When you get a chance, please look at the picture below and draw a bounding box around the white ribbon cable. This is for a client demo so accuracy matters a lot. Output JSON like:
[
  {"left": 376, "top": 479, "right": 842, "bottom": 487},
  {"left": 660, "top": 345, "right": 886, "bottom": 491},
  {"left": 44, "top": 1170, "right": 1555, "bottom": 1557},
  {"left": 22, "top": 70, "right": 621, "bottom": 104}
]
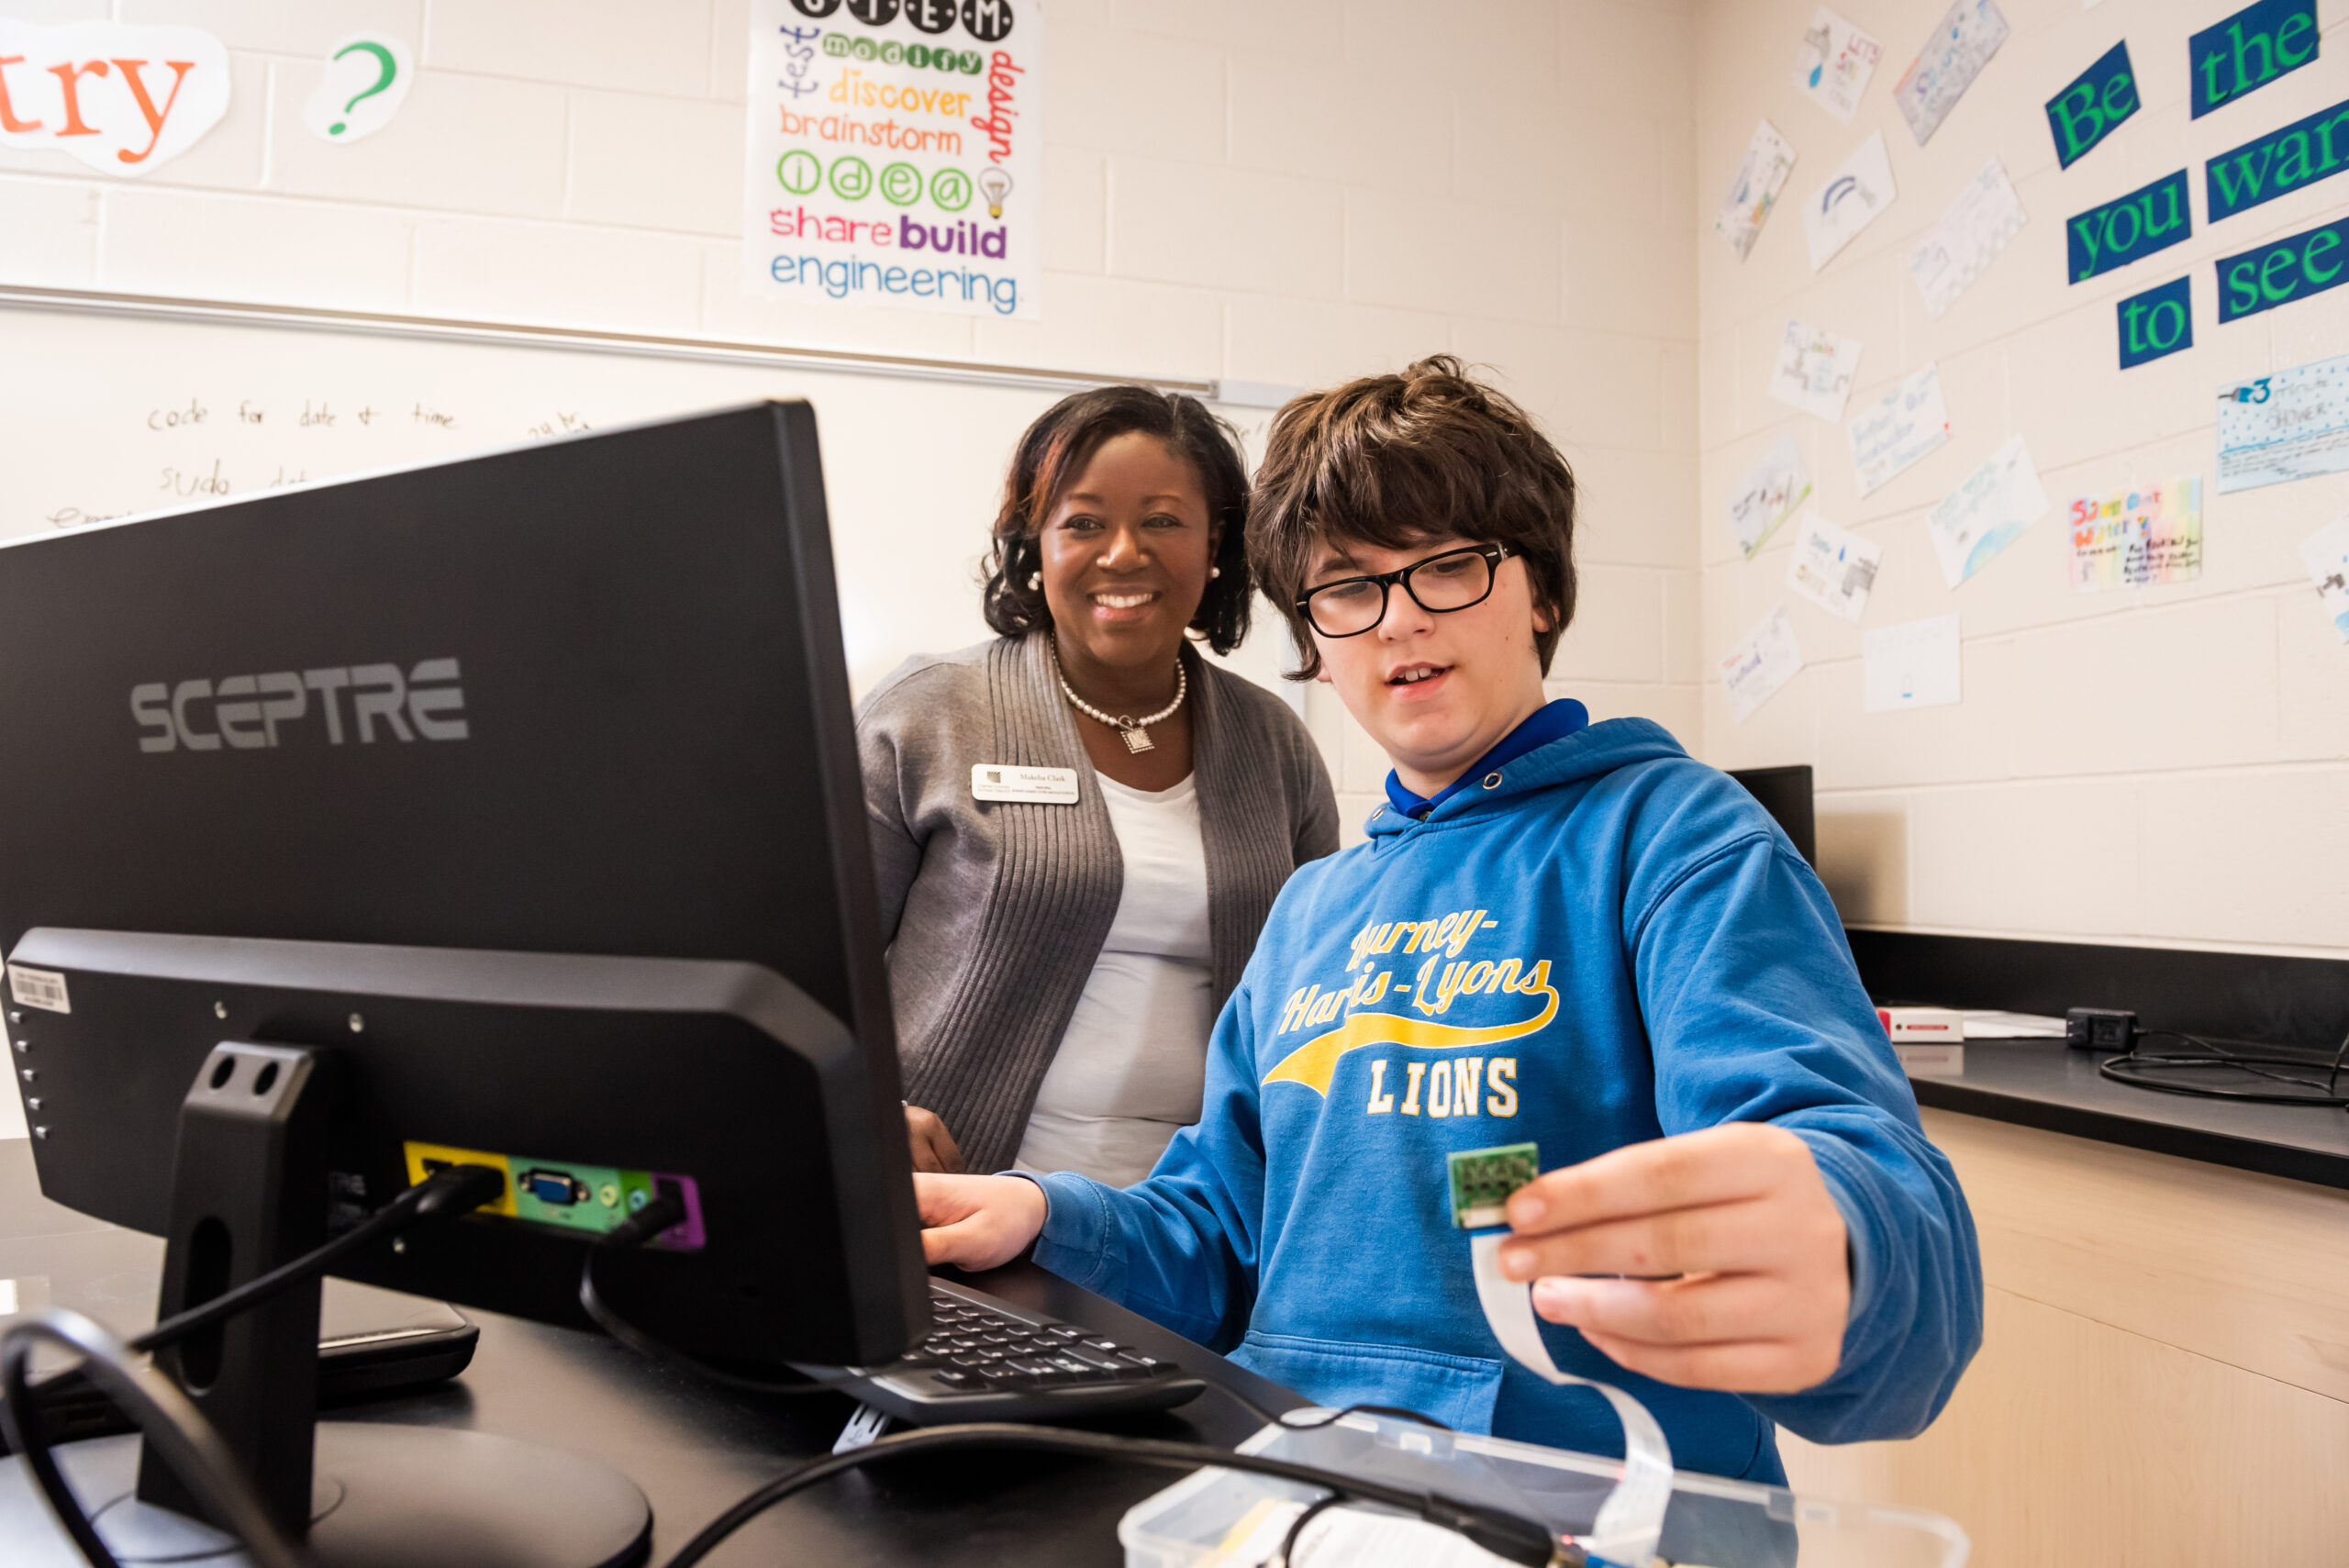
[{"left": 1468, "top": 1232, "right": 1674, "bottom": 1567}]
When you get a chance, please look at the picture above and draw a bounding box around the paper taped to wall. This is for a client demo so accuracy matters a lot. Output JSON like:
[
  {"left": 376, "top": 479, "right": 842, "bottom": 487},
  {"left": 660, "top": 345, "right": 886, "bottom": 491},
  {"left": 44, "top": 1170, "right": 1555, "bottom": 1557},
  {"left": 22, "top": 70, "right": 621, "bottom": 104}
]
[
  {"left": 1721, "top": 606, "right": 1804, "bottom": 724},
  {"left": 1728, "top": 433, "right": 1813, "bottom": 559},
  {"left": 1928, "top": 435, "right": 2047, "bottom": 587},
  {"left": 2218, "top": 354, "right": 2349, "bottom": 494},
  {"left": 1803, "top": 131, "right": 1898, "bottom": 271},
  {"left": 1894, "top": 0, "right": 2011, "bottom": 146},
  {"left": 1716, "top": 118, "right": 1798, "bottom": 261},
  {"left": 1769, "top": 320, "right": 1865, "bottom": 422},
  {"left": 1909, "top": 157, "right": 2026, "bottom": 317},
  {"left": 1794, "top": 7, "right": 1884, "bottom": 123},
  {"left": 2067, "top": 477, "right": 2202, "bottom": 592},
  {"left": 2303, "top": 514, "right": 2349, "bottom": 642},
  {"left": 1786, "top": 514, "right": 1881, "bottom": 622},
  {"left": 1847, "top": 363, "right": 1951, "bottom": 495},
  {"left": 1864, "top": 613, "right": 1962, "bottom": 711}
]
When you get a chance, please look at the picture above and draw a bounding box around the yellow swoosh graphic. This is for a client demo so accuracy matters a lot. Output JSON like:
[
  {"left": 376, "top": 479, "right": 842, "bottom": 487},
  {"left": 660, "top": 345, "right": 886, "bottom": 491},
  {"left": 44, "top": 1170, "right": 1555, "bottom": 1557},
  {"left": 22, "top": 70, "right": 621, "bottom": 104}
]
[{"left": 1262, "top": 990, "right": 1560, "bottom": 1096}]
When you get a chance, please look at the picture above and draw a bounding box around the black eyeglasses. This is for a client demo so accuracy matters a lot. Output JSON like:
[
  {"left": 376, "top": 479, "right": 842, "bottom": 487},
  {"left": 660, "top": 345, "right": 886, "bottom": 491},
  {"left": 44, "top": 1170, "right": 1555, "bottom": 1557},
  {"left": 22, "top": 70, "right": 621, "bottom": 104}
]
[{"left": 1294, "top": 543, "right": 1512, "bottom": 639}]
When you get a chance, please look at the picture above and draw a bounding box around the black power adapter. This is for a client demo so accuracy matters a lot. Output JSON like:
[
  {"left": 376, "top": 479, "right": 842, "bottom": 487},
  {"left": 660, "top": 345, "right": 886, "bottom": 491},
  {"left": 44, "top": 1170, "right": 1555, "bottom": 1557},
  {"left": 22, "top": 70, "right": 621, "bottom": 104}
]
[{"left": 2066, "top": 1006, "right": 2138, "bottom": 1051}]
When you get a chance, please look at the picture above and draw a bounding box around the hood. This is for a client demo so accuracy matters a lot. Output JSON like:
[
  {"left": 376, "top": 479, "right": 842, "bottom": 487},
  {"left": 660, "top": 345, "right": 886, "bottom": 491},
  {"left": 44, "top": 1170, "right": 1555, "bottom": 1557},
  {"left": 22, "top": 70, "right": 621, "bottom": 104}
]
[{"left": 1362, "top": 717, "right": 1690, "bottom": 840}]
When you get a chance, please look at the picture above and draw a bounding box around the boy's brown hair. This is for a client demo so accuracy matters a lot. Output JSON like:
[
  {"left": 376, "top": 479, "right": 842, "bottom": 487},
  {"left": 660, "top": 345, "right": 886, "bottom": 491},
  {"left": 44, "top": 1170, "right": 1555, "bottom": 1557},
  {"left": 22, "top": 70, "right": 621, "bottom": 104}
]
[{"left": 1247, "top": 355, "right": 1577, "bottom": 680}]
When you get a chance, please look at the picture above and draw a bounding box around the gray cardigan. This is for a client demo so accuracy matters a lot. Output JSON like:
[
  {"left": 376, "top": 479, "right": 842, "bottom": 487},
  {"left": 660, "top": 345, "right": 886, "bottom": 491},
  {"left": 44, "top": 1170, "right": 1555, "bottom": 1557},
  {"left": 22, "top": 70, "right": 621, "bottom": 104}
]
[{"left": 856, "top": 630, "right": 1341, "bottom": 1175}]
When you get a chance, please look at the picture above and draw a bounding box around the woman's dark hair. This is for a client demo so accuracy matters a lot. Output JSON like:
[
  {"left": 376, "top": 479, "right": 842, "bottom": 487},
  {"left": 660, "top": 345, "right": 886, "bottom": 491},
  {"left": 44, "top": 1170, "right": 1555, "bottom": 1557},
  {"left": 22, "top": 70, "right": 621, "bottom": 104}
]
[
  {"left": 980, "top": 385, "right": 1254, "bottom": 656},
  {"left": 1247, "top": 355, "right": 1576, "bottom": 680}
]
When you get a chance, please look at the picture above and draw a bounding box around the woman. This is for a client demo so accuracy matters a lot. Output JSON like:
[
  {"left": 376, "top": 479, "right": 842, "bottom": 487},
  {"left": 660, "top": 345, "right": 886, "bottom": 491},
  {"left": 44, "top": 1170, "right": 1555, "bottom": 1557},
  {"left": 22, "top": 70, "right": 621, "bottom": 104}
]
[{"left": 858, "top": 386, "right": 1339, "bottom": 1184}]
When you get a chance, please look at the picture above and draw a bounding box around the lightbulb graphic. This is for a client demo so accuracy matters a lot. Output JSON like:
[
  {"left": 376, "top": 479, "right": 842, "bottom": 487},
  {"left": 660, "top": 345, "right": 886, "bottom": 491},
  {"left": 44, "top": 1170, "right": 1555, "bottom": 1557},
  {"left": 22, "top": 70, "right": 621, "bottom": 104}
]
[{"left": 976, "top": 167, "right": 1013, "bottom": 220}]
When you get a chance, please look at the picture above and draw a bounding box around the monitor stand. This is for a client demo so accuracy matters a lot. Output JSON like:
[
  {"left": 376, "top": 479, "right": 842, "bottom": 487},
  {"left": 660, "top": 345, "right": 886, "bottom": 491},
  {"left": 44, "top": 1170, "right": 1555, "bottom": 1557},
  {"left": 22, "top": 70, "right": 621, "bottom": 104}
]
[{"left": 0, "top": 1042, "right": 651, "bottom": 1568}]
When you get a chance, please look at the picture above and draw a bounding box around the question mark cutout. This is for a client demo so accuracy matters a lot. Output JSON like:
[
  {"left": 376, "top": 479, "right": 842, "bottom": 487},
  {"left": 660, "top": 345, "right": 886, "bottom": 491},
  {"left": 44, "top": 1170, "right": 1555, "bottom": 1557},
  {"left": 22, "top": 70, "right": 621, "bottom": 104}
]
[{"left": 302, "top": 34, "right": 414, "bottom": 143}]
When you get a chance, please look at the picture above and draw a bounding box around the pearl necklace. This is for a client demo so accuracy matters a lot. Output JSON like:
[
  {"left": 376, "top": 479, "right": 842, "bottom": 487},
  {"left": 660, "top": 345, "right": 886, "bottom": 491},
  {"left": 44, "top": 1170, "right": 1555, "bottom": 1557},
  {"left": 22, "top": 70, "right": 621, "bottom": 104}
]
[{"left": 1052, "top": 640, "right": 1186, "bottom": 753}]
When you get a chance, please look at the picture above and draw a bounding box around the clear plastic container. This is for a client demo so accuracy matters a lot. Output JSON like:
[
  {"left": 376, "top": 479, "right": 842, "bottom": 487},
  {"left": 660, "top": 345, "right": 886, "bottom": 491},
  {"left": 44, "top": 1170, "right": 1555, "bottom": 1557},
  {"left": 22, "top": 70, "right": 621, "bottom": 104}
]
[{"left": 1119, "top": 1409, "right": 1967, "bottom": 1568}]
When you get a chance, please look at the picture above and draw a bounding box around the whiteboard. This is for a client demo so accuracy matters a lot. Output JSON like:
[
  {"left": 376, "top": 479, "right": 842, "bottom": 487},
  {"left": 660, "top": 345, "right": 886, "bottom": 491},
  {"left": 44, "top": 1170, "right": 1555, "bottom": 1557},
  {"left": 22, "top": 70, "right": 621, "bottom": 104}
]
[{"left": 0, "top": 305, "right": 1285, "bottom": 698}]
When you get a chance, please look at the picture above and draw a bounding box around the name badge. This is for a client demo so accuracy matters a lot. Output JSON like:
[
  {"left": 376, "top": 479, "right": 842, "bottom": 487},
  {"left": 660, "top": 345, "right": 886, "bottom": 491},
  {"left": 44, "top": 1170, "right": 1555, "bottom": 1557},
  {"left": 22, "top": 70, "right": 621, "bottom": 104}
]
[{"left": 971, "top": 764, "right": 1080, "bottom": 805}]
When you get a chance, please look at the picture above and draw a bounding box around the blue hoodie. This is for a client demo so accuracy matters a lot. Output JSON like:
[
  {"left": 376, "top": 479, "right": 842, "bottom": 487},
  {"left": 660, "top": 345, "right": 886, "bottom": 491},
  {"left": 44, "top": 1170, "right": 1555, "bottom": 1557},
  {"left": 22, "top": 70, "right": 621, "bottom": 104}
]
[{"left": 1029, "top": 717, "right": 1983, "bottom": 1484}]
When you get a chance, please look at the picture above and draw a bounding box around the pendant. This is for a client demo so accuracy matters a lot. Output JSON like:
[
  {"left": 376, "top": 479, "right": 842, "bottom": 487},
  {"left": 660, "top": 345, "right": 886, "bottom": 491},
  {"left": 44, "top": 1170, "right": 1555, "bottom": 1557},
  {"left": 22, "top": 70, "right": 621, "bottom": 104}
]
[{"left": 1120, "top": 726, "right": 1154, "bottom": 754}]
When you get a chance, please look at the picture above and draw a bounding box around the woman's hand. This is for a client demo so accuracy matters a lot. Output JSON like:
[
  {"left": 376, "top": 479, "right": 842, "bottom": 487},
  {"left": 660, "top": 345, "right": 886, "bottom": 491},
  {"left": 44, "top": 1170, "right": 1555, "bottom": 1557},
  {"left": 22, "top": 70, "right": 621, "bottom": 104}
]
[
  {"left": 916, "top": 1173, "right": 1048, "bottom": 1270},
  {"left": 903, "top": 1105, "right": 963, "bottom": 1173},
  {"left": 1497, "top": 1123, "right": 1850, "bottom": 1394}
]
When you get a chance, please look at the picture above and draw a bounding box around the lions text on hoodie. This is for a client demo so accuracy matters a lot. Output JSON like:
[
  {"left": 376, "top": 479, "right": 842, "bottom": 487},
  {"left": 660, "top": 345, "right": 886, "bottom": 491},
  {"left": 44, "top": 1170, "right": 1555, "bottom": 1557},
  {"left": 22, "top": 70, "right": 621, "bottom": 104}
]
[{"left": 1026, "top": 717, "right": 1984, "bottom": 1484}]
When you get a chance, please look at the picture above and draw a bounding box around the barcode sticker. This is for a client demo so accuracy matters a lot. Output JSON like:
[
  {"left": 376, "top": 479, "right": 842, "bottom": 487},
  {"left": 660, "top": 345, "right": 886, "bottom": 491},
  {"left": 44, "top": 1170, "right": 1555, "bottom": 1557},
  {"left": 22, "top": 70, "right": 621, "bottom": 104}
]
[{"left": 8, "top": 965, "right": 70, "bottom": 1013}]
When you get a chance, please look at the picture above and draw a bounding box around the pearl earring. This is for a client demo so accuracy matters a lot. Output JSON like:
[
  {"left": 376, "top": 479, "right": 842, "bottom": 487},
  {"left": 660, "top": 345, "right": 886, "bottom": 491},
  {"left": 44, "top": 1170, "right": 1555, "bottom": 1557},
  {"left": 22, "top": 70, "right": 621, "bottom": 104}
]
[
  {"left": 1027, "top": 572, "right": 1041, "bottom": 590},
  {"left": 1209, "top": 566, "right": 1221, "bottom": 579}
]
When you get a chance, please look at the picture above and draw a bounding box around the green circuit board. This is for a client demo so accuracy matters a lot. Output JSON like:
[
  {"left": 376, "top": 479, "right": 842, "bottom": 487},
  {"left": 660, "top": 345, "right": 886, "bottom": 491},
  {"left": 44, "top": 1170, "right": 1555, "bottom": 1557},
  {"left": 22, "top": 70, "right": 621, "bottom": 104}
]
[{"left": 1447, "top": 1141, "right": 1540, "bottom": 1230}]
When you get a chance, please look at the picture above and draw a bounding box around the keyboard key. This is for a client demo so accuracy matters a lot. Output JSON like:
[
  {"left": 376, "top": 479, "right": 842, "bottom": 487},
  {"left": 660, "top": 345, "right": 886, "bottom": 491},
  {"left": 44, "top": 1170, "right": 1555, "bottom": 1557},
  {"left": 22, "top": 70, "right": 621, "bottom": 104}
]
[{"left": 932, "top": 1371, "right": 978, "bottom": 1389}]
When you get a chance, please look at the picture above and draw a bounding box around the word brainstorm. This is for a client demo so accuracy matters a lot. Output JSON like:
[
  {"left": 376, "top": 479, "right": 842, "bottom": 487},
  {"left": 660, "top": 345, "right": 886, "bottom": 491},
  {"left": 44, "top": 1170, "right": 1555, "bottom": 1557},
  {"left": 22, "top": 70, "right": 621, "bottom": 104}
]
[{"left": 745, "top": 0, "right": 1040, "bottom": 318}]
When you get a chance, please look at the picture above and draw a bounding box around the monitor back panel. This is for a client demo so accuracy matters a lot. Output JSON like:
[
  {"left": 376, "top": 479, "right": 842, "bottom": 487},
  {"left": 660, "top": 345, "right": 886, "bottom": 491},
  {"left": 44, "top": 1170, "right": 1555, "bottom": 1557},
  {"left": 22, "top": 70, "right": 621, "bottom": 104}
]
[{"left": 0, "top": 402, "right": 883, "bottom": 1034}]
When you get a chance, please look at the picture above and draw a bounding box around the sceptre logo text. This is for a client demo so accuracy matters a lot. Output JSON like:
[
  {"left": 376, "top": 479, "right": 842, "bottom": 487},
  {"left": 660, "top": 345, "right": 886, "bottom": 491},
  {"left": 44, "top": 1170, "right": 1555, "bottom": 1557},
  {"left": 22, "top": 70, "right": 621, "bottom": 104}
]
[{"left": 131, "top": 658, "right": 468, "bottom": 752}]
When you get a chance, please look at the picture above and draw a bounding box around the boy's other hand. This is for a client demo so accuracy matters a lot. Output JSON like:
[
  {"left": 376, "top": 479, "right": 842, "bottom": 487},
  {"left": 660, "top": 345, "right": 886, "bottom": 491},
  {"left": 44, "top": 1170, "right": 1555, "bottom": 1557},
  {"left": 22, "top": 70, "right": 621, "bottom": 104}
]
[
  {"left": 915, "top": 1173, "right": 1048, "bottom": 1270},
  {"left": 904, "top": 1104, "right": 963, "bottom": 1173},
  {"left": 1497, "top": 1124, "right": 1849, "bottom": 1394}
]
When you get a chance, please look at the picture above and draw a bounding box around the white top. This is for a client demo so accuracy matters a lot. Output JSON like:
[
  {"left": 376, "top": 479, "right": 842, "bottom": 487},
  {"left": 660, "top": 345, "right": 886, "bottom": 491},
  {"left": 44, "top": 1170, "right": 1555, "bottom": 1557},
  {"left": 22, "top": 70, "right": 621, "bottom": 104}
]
[{"left": 1015, "top": 772, "right": 1215, "bottom": 1186}]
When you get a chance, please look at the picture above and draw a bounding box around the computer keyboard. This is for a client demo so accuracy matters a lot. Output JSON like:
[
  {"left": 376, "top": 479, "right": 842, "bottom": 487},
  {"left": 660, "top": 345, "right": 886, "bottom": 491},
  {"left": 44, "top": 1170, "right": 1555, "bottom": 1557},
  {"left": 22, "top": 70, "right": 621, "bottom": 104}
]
[{"left": 815, "top": 1278, "right": 1207, "bottom": 1426}]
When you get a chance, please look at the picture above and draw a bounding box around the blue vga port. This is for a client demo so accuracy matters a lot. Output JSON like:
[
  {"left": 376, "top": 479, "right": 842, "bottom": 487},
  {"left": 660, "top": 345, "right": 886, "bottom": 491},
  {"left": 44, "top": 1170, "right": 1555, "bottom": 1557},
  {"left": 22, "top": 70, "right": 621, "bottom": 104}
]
[{"left": 518, "top": 1168, "right": 588, "bottom": 1207}]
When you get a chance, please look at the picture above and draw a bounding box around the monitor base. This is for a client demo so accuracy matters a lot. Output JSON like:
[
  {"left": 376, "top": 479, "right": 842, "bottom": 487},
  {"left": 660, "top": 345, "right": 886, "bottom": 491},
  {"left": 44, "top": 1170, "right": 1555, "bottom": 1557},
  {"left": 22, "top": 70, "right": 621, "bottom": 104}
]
[{"left": 0, "top": 1423, "right": 651, "bottom": 1568}]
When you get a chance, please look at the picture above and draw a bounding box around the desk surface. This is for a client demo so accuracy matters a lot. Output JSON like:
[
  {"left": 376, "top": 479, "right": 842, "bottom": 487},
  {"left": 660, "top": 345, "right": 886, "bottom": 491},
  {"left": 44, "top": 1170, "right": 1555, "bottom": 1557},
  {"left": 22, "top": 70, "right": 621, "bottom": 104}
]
[
  {"left": 0, "top": 1138, "right": 1304, "bottom": 1567},
  {"left": 1909, "top": 1040, "right": 2349, "bottom": 1190}
]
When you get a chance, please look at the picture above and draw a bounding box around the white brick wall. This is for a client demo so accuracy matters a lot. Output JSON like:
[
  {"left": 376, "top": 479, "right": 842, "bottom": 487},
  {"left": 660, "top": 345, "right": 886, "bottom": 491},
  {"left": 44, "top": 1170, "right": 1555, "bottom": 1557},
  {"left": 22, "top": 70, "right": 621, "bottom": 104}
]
[
  {"left": 1698, "top": 0, "right": 2349, "bottom": 956},
  {"left": 0, "top": 0, "right": 1701, "bottom": 851}
]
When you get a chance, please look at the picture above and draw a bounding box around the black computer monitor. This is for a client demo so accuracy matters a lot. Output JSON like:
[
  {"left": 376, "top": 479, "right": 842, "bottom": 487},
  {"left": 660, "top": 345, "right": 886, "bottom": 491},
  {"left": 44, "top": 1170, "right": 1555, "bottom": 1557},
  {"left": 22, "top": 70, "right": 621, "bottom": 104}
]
[
  {"left": 1728, "top": 764, "right": 1816, "bottom": 869},
  {"left": 0, "top": 403, "right": 927, "bottom": 1567}
]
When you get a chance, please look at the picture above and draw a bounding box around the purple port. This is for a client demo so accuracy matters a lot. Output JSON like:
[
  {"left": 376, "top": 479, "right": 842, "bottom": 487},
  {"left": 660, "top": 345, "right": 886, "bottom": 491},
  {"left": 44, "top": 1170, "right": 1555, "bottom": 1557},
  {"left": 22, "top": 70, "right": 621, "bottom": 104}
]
[{"left": 651, "top": 1173, "right": 707, "bottom": 1251}]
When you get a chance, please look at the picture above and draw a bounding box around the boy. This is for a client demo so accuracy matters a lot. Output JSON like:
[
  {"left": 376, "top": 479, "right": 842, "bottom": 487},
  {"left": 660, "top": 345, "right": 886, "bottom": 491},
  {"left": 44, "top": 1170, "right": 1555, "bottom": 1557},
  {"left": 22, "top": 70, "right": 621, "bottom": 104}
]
[{"left": 917, "top": 358, "right": 1982, "bottom": 1483}]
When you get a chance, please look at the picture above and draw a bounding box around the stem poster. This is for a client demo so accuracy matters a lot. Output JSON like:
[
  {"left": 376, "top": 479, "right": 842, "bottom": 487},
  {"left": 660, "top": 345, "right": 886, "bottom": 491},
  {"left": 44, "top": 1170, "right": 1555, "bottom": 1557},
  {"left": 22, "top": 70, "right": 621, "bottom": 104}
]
[{"left": 745, "top": 0, "right": 1042, "bottom": 319}]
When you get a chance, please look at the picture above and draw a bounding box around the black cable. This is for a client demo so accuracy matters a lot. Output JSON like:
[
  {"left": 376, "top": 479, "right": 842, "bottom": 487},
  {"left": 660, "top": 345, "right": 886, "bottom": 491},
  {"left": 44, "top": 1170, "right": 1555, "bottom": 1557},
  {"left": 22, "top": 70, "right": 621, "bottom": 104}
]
[
  {"left": 1279, "top": 1403, "right": 1454, "bottom": 1433},
  {"left": 132, "top": 1162, "right": 507, "bottom": 1354},
  {"left": 1273, "top": 1489, "right": 1346, "bottom": 1568},
  {"left": 654, "top": 1422, "right": 1569, "bottom": 1568},
  {"left": 2098, "top": 1028, "right": 2349, "bottom": 1107},
  {"left": 575, "top": 1196, "right": 862, "bottom": 1397},
  {"left": 0, "top": 1164, "right": 507, "bottom": 1568},
  {"left": 0, "top": 1308, "right": 308, "bottom": 1568}
]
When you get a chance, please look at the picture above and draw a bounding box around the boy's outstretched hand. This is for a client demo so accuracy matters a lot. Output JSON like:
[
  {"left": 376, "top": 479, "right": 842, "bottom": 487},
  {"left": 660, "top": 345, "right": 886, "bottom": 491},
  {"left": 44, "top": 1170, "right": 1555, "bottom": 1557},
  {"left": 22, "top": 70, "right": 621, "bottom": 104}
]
[
  {"left": 915, "top": 1173, "right": 1048, "bottom": 1271},
  {"left": 1497, "top": 1123, "right": 1849, "bottom": 1395}
]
